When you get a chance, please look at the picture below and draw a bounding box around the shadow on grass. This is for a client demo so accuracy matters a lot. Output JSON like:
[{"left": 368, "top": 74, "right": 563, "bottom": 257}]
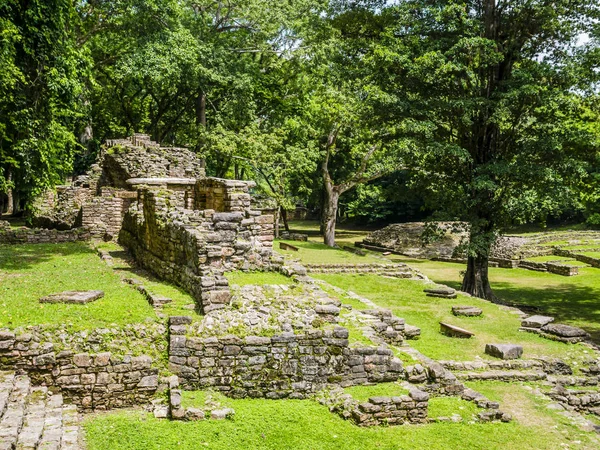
[
  {"left": 434, "top": 277, "right": 600, "bottom": 342},
  {"left": 0, "top": 242, "right": 94, "bottom": 271}
]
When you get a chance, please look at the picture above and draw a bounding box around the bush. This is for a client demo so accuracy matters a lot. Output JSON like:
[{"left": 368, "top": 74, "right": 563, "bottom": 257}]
[{"left": 586, "top": 213, "right": 600, "bottom": 229}]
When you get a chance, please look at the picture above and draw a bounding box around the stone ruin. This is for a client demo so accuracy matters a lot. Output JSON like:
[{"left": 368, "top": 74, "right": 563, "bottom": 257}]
[
  {"left": 28, "top": 134, "right": 278, "bottom": 314},
  {"left": 357, "top": 222, "right": 468, "bottom": 259}
]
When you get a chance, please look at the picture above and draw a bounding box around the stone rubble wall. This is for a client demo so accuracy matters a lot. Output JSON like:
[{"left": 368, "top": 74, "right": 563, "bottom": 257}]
[
  {"left": 102, "top": 134, "right": 206, "bottom": 188},
  {"left": 0, "top": 330, "right": 159, "bottom": 411},
  {"left": 327, "top": 389, "right": 429, "bottom": 426},
  {"left": 0, "top": 221, "right": 92, "bottom": 244},
  {"left": 81, "top": 188, "right": 138, "bottom": 239},
  {"left": 168, "top": 317, "right": 404, "bottom": 398},
  {"left": 359, "top": 222, "right": 468, "bottom": 259},
  {"left": 119, "top": 186, "right": 275, "bottom": 313},
  {"left": 554, "top": 249, "right": 600, "bottom": 268}
]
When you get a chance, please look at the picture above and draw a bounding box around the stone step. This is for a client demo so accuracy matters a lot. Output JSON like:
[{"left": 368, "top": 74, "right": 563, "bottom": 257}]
[
  {"left": 0, "top": 373, "right": 82, "bottom": 450},
  {"left": 15, "top": 386, "right": 47, "bottom": 449},
  {"left": 0, "top": 374, "right": 30, "bottom": 450}
]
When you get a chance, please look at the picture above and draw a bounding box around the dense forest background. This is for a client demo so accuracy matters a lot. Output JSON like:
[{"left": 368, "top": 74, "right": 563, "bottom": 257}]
[{"left": 2, "top": 0, "right": 600, "bottom": 297}]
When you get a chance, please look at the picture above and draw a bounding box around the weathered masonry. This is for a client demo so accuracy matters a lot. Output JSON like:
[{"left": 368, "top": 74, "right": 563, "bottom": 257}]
[{"left": 20, "top": 134, "right": 279, "bottom": 313}]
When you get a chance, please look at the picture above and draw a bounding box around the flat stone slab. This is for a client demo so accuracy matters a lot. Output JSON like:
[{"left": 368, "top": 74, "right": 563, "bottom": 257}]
[
  {"left": 521, "top": 315, "right": 554, "bottom": 329},
  {"left": 541, "top": 323, "right": 588, "bottom": 338},
  {"left": 39, "top": 290, "right": 104, "bottom": 304},
  {"left": 485, "top": 343, "right": 523, "bottom": 360},
  {"left": 452, "top": 306, "right": 483, "bottom": 317},
  {"left": 440, "top": 322, "right": 474, "bottom": 338},
  {"left": 424, "top": 287, "right": 457, "bottom": 299}
]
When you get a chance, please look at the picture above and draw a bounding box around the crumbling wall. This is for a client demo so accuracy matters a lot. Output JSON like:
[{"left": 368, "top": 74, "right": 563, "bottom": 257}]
[
  {"left": 119, "top": 184, "right": 275, "bottom": 313},
  {"left": 168, "top": 317, "right": 404, "bottom": 398}
]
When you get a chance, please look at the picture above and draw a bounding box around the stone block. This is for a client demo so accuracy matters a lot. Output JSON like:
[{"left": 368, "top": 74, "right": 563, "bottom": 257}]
[
  {"left": 521, "top": 315, "right": 554, "bottom": 329},
  {"left": 485, "top": 344, "right": 523, "bottom": 360}
]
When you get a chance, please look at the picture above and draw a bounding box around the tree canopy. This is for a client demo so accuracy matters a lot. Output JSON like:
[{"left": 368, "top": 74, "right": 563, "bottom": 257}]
[{"left": 1, "top": 0, "right": 600, "bottom": 298}]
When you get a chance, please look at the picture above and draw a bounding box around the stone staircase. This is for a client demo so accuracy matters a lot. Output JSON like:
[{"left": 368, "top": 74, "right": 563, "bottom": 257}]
[
  {"left": 0, "top": 372, "right": 81, "bottom": 450},
  {"left": 304, "top": 263, "right": 416, "bottom": 278}
]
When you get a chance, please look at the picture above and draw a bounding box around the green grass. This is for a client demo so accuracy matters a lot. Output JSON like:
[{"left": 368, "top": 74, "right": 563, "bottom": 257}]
[
  {"left": 386, "top": 256, "right": 600, "bottom": 343},
  {"left": 181, "top": 390, "right": 232, "bottom": 410},
  {"left": 0, "top": 243, "right": 156, "bottom": 330},
  {"left": 277, "top": 240, "right": 383, "bottom": 265},
  {"left": 225, "top": 271, "right": 295, "bottom": 286},
  {"left": 95, "top": 241, "right": 199, "bottom": 318},
  {"left": 428, "top": 397, "right": 480, "bottom": 420},
  {"left": 84, "top": 384, "right": 600, "bottom": 450},
  {"left": 343, "top": 382, "right": 407, "bottom": 401},
  {"left": 314, "top": 273, "right": 593, "bottom": 365}
]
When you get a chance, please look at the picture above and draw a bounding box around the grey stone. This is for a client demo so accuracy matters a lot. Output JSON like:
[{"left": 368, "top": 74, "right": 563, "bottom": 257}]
[
  {"left": 39, "top": 290, "right": 104, "bottom": 304},
  {"left": 541, "top": 323, "right": 588, "bottom": 338},
  {"left": 521, "top": 315, "right": 554, "bottom": 329},
  {"left": 452, "top": 306, "right": 483, "bottom": 317},
  {"left": 485, "top": 344, "right": 523, "bottom": 360}
]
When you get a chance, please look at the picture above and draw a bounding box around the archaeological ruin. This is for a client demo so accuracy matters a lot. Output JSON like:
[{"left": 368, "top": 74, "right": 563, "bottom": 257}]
[{"left": 1, "top": 134, "right": 600, "bottom": 448}]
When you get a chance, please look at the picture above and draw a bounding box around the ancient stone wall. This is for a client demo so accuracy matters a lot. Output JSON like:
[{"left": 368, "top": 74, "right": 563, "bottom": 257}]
[
  {"left": 168, "top": 317, "right": 404, "bottom": 398},
  {"left": 81, "top": 188, "right": 138, "bottom": 239},
  {"left": 359, "top": 222, "right": 467, "bottom": 259},
  {"left": 102, "top": 135, "right": 205, "bottom": 189},
  {"left": 119, "top": 186, "right": 275, "bottom": 313},
  {"left": 0, "top": 329, "right": 159, "bottom": 411},
  {"left": 0, "top": 221, "right": 91, "bottom": 244}
]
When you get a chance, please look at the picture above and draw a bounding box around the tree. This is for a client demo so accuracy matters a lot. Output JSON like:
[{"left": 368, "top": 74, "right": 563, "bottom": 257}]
[
  {"left": 301, "top": 3, "right": 405, "bottom": 246},
  {"left": 372, "top": 0, "right": 600, "bottom": 299},
  {"left": 0, "top": 0, "right": 87, "bottom": 212}
]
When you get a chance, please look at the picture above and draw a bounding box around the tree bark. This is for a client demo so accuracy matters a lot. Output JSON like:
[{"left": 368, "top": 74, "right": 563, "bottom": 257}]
[
  {"left": 6, "top": 169, "right": 14, "bottom": 215},
  {"left": 322, "top": 185, "right": 340, "bottom": 247},
  {"left": 196, "top": 92, "right": 206, "bottom": 127},
  {"left": 461, "top": 234, "right": 496, "bottom": 301},
  {"left": 280, "top": 206, "right": 290, "bottom": 232}
]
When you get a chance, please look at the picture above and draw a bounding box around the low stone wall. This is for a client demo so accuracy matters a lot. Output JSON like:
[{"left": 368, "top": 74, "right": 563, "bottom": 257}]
[
  {"left": 554, "top": 249, "right": 600, "bottom": 268},
  {"left": 0, "top": 330, "right": 159, "bottom": 410},
  {"left": 549, "top": 385, "right": 600, "bottom": 415},
  {"left": 329, "top": 389, "right": 429, "bottom": 426},
  {"left": 0, "top": 222, "right": 91, "bottom": 244},
  {"left": 168, "top": 317, "right": 404, "bottom": 398}
]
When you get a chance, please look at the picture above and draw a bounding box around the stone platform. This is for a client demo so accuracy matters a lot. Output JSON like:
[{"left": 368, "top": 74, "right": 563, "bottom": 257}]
[{"left": 0, "top": 372, "right": 81, "bottom": 450}]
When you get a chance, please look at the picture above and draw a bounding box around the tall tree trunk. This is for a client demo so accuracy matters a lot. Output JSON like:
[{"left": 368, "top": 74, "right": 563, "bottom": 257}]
[
  {"left": 6, "top": 169, "right": 14, "bottom": 215},
  {"left": 461, "top": 229, "right": 496, "bottom": 301},
  {"left": 196, "top": 92, "right": 206, "bottom": 126},
  {"left": 322, "top": 186, "right": 339, "bottom": 247},
  {"left": 280, "top": 206, "right": 289, "bottom": 232},
  {"left": 462, "top": 254, "right": 496, "bottom": 300}
]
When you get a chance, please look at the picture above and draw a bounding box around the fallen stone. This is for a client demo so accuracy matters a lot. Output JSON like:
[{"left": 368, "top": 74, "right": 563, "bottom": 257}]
[
  {"left": 541, "top": 323, "right": 588, "bottom": 338},
  {"left": 452, "top": 306, "right": 483, "bottom": 317},
  {"left": 424, "top": 287, "right": 457, "bottom": 299},
  {"left": 521, "top": 315, "right": 554, "bottom": 329},
  {"left": 211, "top": 408, "right": 235, "bottom": 420},
  {"left": 39, "top": 290, "right": 104, "bottom": 304},
  {"left": 485, "top": 343, "right": 523, "bottom": 360},
  {"left": 185, "top": 407, "right": 206, "bottom": 421},
  {"left": 440, "top": 322, "right": 474, "bottom": 338}
]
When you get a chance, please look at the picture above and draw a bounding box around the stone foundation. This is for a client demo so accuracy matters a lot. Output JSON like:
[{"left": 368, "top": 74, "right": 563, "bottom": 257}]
[
  {"left": 168, "top": 317, "right": 404, "bottom": 398},
  {"left": 0, "top": 221, "right": 92, "bottom": 244}
]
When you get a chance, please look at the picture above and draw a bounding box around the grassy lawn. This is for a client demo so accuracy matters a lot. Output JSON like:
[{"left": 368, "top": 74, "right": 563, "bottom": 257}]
[
  {"left": 0, "top": 242, "right": 156, "bottom": 330},
  {"left": 343, "top": 382, "right": 408, "bottom": 401},
  {"left": 95, "top": 241, "right": 199, "bottom": 318},
  {"left": 388, "top": 257, "right": 600, "bottom": 342},
  {"left": 524, "top": 255, "right": 578, "bottom": 263},
  {"left": 84, "top": 383, "right": 599, "bottom": 450},
  {"left": 315, "top": 273, "right": 593, "bottom": 365},
  {"left": 277, "top": 240, "right": 383, "bottom": 265}
]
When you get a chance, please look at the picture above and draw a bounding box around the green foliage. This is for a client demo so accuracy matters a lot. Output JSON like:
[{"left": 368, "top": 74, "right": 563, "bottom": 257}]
[{"left": 0, "top": 0, "right": 88, "bottom": 208}]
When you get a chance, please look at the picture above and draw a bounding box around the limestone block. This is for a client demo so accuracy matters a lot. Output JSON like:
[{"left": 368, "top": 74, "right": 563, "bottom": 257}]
[{"left": 485, "top": 344, "right": 523, "bottom": 360}]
